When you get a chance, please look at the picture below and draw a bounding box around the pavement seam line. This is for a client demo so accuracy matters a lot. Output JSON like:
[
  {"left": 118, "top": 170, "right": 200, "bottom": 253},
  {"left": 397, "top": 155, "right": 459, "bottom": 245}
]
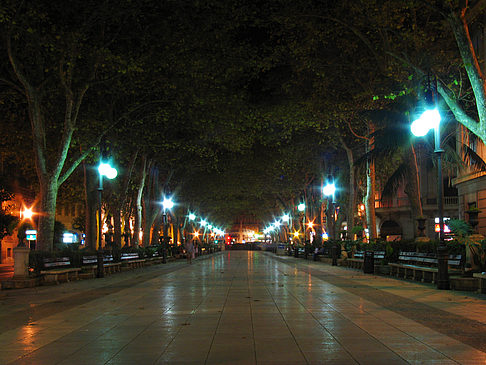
[{"left": 269, "top": 252, "right": 465, "bottom": 364}]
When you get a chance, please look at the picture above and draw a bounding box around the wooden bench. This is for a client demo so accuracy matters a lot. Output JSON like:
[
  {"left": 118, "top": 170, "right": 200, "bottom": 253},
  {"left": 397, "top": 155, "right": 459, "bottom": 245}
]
[
  {"left": 473, "top": 273, "right": 486, "bottom": 294},
  {"left": 146, "top": 251, "right": 163, "bottom": 265},
  {"left": 347, "top": 251, "right": 385, "bottom": 270},
  {"left": 389, "top": 252, "right": 463, "bottom": 283},
  {"left": 120, "top": 252, "right": 146, "bottom": 269},
  {"left": 40, "top": 257, "right": 81, "bottom": 284},
  {"left": 82, "top": 255, "right": 121, "bottom": 276}
]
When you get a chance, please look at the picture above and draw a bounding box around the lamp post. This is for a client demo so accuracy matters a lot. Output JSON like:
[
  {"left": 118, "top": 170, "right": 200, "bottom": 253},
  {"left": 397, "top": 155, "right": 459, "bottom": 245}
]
[
  {"left": 97, "top": 161, "right": 117, "bottom": 278},
  {"left": 323, "top": 181, "right": 337, "bottom": 266},
  {"left": 298, "top": 202, "right": 305, "bottom": 258},
  {"left": 282, "top": 213, "right": 291, "bottom": 254},
  {"left": 410, "top": 88, "right": 449, "bottom": 290},
  {"left": 162, "top": 196, "right": 174, "bottom": 264}
]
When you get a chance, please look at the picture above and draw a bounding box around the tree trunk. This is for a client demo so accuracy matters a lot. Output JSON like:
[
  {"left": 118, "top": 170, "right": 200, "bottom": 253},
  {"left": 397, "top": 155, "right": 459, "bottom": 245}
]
[
  {"left": 341, "top": 137, "right": 356, "bottom": 238},
  {"left": 404, "top": 145, "right": 423, "bottom": 236},
  {"left": 365, "top": 159, "right": 377, "bottom": 240},
  {"left": 133, "top": 156, "right": 148, "bottom": 246},
  {"left": 113, "top": 209, "right": 122, "bottom": 249},
  {"left": 365, "top": 123, "right": 378, "bottom": 240},
  {"left": 83, "top": 163, "right": 98, "bottom": 251},
  {"left": 151, "top": 213, "right": 163, "bottom": 245},
  {"left": 37, "top": 179, "right": 58, "bottom": 251},
  {"left": 124, "top": 214, "right": 132, "bottom": 247}
]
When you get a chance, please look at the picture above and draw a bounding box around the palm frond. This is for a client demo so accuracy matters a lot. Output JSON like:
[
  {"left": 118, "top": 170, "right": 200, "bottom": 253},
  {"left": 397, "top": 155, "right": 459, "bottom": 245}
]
[
  {"left": 463, "top": 144, "right": 486, "bottom": 171},
  {"left": 381, "top": 162, "right": 408, "bottom": 199}
]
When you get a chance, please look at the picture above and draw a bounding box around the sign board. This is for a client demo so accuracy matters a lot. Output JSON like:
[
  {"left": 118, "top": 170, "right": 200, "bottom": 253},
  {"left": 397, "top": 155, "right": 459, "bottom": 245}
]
[
  {"left": 63, "top": 233, "right": 75, "bottom": 243},
  {"left": 26, "top": 229, "right": 37, "bottom": 241}
]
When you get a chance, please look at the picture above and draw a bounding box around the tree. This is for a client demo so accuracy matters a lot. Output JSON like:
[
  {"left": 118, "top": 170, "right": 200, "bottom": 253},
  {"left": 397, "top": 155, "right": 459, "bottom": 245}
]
[
  {"left": 0, "top": 183, "right": 18, "bottom": 262},
  {"left": 1, "top": 0, "right": 143, "bottom": 250}
]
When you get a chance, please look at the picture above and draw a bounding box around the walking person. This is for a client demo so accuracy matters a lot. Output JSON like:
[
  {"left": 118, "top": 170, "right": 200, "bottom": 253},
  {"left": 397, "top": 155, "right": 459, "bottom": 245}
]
[{"left": 185, "top": 240, "right": 195, "bottom": 264}]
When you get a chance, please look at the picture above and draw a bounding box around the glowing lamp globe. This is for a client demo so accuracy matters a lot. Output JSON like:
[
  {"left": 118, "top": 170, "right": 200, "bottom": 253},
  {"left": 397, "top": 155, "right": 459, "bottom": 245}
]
[
  {"left": 98, "top": 162, "right": 117, "bottom": 179},
  {"left": 323, "top": 183, "right": 336, "bottom": 197},
  {"left": 411, "top": 108, "right": 441, "bottom": 137},
  {"left": 162, "top": 197, "right": 174, "bottom": 210}
]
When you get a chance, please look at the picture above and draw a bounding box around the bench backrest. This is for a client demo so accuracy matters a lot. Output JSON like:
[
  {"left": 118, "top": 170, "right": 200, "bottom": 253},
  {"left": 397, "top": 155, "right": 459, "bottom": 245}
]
[
  {"left": 82, "top": 255, "right": 114, "bottom": 265},
  {"left": 374, "top": 251, "right": 385, "bottom": 259},
  {"left": 354, "top": 251, "right": 384, "bottom": 259},
  {"left": 82, "top": 256, "right": 97, "bottom": 265},
  {"left": 43, "top": 257, "right": 70, "bottom": 268},
  {"left": 398, "top": 251, "right": 463, "bottom": 268},
  {"left": 121, "top": 252, "right": 139, "bottom": 260}
]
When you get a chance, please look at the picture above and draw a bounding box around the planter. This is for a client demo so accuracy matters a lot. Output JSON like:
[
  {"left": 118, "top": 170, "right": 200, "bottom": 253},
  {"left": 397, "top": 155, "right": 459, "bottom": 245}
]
[
  {"left": 416, "top": 218, "right": 426, "bottom": 237},
  {"left": 450, "top": 277, "right": 479, "bottom": 292},
  {"left": 466, "top": 210, "right": 481, "bottom": 233}
]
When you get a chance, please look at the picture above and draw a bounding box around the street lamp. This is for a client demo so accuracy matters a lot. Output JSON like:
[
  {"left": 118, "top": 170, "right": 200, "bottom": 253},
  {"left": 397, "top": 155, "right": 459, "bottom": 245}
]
[
  {"left": 411, "top": 98, "right": 449, "bottom": 289},
  {"left": 281, "top": 213, "right": 291, "bottom": 252},
  {"left": 297, "top": 202, "right": 306, "bottom": 258},
  {"left": 323, "top": 181, "right": 337, "bottom": 266},
  {"left": 161, "top": 196, "right": 174, "bottom": 264},
  {"left": 97, "top": 161, "right": 117, "bottom": 278}
]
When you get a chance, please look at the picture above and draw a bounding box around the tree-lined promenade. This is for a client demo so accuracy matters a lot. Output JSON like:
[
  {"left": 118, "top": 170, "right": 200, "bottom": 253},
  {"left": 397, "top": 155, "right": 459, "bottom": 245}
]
[{"left": 0, "top": 1, "right": 485, "bottom": 252}]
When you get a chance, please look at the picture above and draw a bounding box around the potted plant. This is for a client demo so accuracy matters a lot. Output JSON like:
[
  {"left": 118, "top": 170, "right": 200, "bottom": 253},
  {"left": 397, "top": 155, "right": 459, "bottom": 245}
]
[
  {"left": 416, "top": 216, "right": 426, "bottom": 237},
  {"left": 466, "top": 207, "right": 481, "bottom": 232}
]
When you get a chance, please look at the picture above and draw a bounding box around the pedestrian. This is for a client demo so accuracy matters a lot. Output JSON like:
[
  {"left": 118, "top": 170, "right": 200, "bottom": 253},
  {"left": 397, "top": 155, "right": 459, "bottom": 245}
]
[{"left": 185, "top": 240, "right": 195, "bottom": 264}]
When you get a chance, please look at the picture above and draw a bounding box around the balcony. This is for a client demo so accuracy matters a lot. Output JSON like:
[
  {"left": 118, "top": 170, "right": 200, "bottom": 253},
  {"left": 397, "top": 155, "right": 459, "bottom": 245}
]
[{"left": 375, "top": 196, "right": 458, "bottom": 209}]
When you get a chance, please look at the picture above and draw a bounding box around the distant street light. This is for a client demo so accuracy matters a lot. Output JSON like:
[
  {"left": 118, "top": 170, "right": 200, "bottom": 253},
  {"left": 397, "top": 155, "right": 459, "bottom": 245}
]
[
  {"left": 323, "top": 180, "right": 337, "bottom": 266},
  {"left": 97, "top": 160, "right": 117, "bottom": 278},
  {"left": 297, "top": 202, "right": 306, "bottom": 258},
  {"left": 161, "top": 196, "right": 175, "bottom": 264},
  {"left": 189, "top": 213, "right": 196, "bottom": 221},
  {"left": 162, "top": 197, "right": 174, "bottom": 210}
]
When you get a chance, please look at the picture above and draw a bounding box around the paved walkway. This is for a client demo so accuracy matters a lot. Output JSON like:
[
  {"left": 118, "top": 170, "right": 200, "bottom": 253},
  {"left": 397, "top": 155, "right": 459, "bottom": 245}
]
[{"left": 1, "top": 251, "right": 486, "bottom": 364}]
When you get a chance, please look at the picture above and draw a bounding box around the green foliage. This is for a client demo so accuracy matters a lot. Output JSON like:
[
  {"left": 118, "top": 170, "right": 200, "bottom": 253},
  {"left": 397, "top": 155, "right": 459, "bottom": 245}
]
[
  {"left": 0, "top": 183, "right": 18, "bottom": 242},
  {"left": 447, "top": 219, "right": 472, "bottom": 237},
  {"left": 72, "top": 214, "right": 85, "bottom": 233}
]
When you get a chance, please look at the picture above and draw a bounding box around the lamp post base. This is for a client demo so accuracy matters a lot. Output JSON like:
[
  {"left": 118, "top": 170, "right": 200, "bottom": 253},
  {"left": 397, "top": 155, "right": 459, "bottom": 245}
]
[
  {"left": 436, "top": 244, "right": 449, "bottom": 290},
  {"left": 332, "top": 243, "right": 338, "bottom": 266},
  {"left": 96, "top": 250, "right": 104, "bottom": 278}
]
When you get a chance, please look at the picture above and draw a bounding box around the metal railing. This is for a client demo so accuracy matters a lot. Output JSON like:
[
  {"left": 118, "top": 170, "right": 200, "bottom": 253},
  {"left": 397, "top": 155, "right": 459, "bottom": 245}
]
[{"left": 375, "top": 196, "right": 458, "bottom": 208}]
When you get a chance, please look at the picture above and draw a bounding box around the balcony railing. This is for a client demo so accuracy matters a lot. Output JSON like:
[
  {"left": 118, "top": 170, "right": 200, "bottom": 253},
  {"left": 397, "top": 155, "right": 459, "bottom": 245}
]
[
  {"left": 375, "top": 197, "right": 409, "bottom": 208},
  {"left": 375, "top": 196, "right": 458, "bottom": 209}
]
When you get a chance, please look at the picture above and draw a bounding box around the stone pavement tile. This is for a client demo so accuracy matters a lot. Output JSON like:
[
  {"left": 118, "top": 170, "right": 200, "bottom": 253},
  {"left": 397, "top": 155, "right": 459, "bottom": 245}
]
[
  {"left": 46, "top": 348, "right": 119, "bottom": 365},
  {"left": 106, "top": 349, "right": 164, "bottom": 364},
  {"left": 295, "top": 339, "right": 345, "bottom": 353},
  {"left": 215, "top": 326, "right": 253, "bottom": 336},
  {"left": 254, "top": 339, "right": 306, "bottom": 363},
  {"left": 355, "top": 352, "right": 409, "bottom": 365},
  {"left": 407, "top": 361, "right": 458, "bottom": 365},
  {"left": 396, "top": 350, "right": 455, "bottom": 362},
  {"left": 0, "top": 349, "right": 31, "bottom": 365},
  {"left": 156, "top": 346, "right": 209, "bottom": 363},
  {"left": 253, "top": 329, "right": 293, "bottom": 340},
  {"left": 206, "top": 342, "right": 255, "bottom": 364}
]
